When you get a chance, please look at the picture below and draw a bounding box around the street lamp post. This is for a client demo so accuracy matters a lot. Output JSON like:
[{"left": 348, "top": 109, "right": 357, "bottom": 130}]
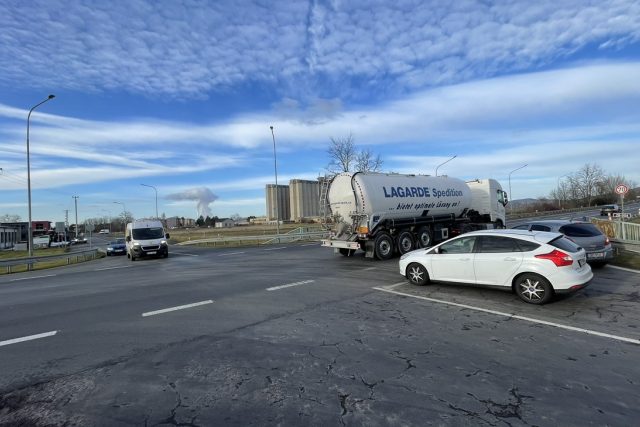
[
  {"left": 113, "top": 201, "right": 127, "bottom": 232},
  {"left": 269, "top": 126, "right": 280, "bottom": 241},
  {"left": 140, "top": 184, "right": 158, "bottom": 219},
  {"left": 26, "top": 94, "right": 55, "bottom": 258},
  {"left": 508, "top": 164, "right": 528, "bottom": 214},
  {"left": 435, "top": 155, "right": 457, "bottom": 176}
]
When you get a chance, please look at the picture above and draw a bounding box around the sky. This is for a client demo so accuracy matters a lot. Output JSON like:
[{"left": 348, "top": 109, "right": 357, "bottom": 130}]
[{"left": 1, "top": 0, "right": 640, "bottom": 224}]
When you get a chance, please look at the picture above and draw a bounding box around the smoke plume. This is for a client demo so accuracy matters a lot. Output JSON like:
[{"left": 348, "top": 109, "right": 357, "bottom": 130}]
[{"left": 166, "top": 187, "right": 218, "bottom": 218}]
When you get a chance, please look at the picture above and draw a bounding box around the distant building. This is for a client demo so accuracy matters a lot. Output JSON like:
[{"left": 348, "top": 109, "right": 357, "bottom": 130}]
[
  {"left": 265, "top": 184, "right": 290, "bottom": 221},
  {"left": 0, "top": 225, "right": 19, "bottom": 250},
  {"left": 166, "top": 216, "right": 196, "bottom": 228},
  {"left": 215, "top": 218, "right": 236, "bottom": 228},
  {"left": 289, "top": 179, "right": 321, "bottom": 221}
]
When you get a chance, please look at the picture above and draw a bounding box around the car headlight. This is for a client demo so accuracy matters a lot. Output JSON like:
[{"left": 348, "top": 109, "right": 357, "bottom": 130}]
[
  {"left": 160, "top": 240, "right": 167, "bottom": 245},
  {"left": 133, "top": 242, "right": 141, "bottom": 247}
]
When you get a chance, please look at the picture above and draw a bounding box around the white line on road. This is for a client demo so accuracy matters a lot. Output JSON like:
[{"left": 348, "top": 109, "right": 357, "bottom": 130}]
[
  {"left": 95, "top": 265, "right": 132, "bottom": 271},
  {"left": 363, "top": 267, "right": 377, "bottom": 271},
  {"left": 373, "top": 287, "right": 640, "bottom": 346},
  {"left": 142, "top": 300, "right": 214, "bottom": 317},
  {"left": 267, "top": 280, "right": 315, "bottom": 291},
  {"left": 263, "top": 247, "right": 286, "bottom": 251},
  {"left": 300, "top": 243, "right": 318, "bottom": 247},
  {"left": 10, "top": 274, "right": 56, "bottom": 282},
  {"left": 0, "top": 331, "right": 58, "bottom": 347},
  {"left": 608, "top": 265, "right": 640, "bottom": 274},
  {"left": 218, "top": 251, "right": 246, "bottom": 256},
  {"left": 171, "top": 252, "right": 200, "bottom": 257}
]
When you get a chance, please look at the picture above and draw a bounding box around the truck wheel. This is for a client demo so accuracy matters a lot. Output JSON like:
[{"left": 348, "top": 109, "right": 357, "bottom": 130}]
[
  {"left": 406, "top": 263, "right": 430, "bottom": 286},
  {"left": 415, "top": 227, "right": 432, "bottom": 248},
  {"left": 396, "top": 231, "right": 414, "bottom": 255},
  {"left": 374, "top": 232, "right": 394, "bottom": 260},
  {"left": 339, "top": 248, "right": 355, "bottom": 257}
]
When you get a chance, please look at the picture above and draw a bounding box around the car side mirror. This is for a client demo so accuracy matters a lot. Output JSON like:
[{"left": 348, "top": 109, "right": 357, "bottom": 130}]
[
  {"left": 165, "top": 233, "right": 170, "bottom": 239},
  {"left": 433, "top": 247, "right": 440, "bottom": 254},
  {"left": 125, "top": 236, "right": 131, "bottom": 242}
]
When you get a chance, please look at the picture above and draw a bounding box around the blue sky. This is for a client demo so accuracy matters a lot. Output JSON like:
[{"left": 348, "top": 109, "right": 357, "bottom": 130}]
[{"left": 1, "top": 0, "right": 640, "bottom": 223}]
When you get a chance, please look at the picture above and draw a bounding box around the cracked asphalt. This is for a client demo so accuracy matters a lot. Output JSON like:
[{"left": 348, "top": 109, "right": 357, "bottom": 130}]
[{"left": 0, "top": 243, "right": 639, "bottom": 426}]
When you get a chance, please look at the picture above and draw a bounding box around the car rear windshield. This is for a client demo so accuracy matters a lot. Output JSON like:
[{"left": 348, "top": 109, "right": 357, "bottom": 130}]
[
  {"left": 558, "top": 223, "right": 602, "bottom": 237},
  {"left": 549, "top": 236, "right": 581, "bottom": 252}
]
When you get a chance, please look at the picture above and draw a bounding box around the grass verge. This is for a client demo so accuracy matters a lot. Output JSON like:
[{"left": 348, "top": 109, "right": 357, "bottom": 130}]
[
  {"left": 0, "top": 249, "right": 105, "bottom": 275},
  {"left": 610, "top": 249, "right": 640, "bottom": 271}
]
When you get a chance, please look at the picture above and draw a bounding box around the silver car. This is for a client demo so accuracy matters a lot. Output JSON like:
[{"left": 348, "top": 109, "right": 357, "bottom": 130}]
[{"left": 511, "top": 220, "right": 613, "bottom": 267}]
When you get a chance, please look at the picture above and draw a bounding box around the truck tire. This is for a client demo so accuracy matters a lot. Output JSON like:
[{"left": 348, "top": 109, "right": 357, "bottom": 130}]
[
  {"left": 374, "top": 232, "right": 394, "bottom": 260},
  {"left": 415, "top": 227, "right": 432, "bottom": 248},
  {"left": 396, "top": 231, "right": 414, "bottom": 255}
]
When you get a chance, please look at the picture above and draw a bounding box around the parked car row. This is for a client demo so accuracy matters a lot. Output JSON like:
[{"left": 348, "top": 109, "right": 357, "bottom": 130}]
[{"left": 400, "top": 219, "right": 613, "bottom": 305}]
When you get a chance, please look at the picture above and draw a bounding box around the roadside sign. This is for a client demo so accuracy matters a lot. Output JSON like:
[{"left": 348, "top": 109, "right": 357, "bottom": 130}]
[{"left": 615, "top": 184, "right": 629, "bottom": 195}]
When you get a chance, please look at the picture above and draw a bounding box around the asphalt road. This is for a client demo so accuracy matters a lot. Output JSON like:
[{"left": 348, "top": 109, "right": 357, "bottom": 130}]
[{"left": 1, "top": 220, "right": 639, "bottom": 425}]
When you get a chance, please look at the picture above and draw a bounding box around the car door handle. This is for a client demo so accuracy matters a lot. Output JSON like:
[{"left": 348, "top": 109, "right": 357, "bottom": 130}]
[{"left": 504, "top": 257, "right": 517, "bottom": 261}]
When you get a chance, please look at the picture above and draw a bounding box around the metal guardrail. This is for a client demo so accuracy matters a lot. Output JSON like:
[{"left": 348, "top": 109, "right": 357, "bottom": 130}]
[
  {"left": 176, "top": 228, "right": 330, "bottom": 247},
  {"left": 611, "top": 239, "right": 640, "bottom": 254},
  {"left": 591, "top": 218, "right": 640, "bottom": 242},
  {"left": 0, "top": 248, "right": 101, "bottom": 274}
]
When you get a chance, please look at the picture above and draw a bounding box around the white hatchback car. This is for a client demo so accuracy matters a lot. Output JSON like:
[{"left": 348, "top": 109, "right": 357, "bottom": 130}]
[{"left": 399, "top": 229, "right": 593, "bottom": 304}]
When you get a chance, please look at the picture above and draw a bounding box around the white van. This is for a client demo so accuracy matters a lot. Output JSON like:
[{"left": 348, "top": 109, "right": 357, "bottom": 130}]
[{"left": 125, "top": 219, "right": 169, "bottom": 261}]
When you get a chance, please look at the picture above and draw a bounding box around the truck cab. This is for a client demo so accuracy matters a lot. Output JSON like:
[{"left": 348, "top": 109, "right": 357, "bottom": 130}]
[
  {"left": 125, "top": 219, "right": 169, "bottom": 260},
  {"left": 466, "top": 179, "right": 507, "bottom": 227}
]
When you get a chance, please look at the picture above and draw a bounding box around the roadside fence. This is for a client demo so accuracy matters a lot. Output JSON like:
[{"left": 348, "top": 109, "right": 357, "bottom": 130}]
[
  {"left": 176, "top": 227, "right": 329, "bottom": 247},
  {"left": 1, "top": 248, "right": 101, "bottom": 274}
]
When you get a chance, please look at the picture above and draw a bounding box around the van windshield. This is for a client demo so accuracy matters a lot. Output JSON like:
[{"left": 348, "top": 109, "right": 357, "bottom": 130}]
[{"left": 132, "top": 227, "right": 164, "bottom": 240}]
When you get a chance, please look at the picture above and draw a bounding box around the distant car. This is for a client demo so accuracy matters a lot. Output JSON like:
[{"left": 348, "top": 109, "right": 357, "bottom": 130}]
[
  {"left": 399, "top": 229, "right": 592, "bottom": 305},
  {"left": 600, "top": 204, "right": 621, "bottom": 216},
  {"left": 106, "top": 238, "right": 126, "bottom": 256},
  {"left": 71, "top": 237, "right": 88, "bottom": 245},
  {"left": 99, "top": 229, "right": 110, "bottom": 234},
  {"left": 511, "top": 220, "right": 613, "bottom": 267}
]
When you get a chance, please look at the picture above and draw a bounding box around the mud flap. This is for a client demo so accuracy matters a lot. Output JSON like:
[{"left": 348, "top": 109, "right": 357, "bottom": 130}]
[{"left": 365, "top": 240, "right": 375, "bottom": 258}]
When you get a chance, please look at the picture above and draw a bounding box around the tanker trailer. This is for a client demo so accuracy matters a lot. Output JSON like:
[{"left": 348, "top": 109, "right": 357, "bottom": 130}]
[{"left": 321, "top": 172, "right": 507, "bottom": 260}]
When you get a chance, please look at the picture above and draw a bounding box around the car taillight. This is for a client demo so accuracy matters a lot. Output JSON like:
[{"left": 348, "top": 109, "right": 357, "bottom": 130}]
[
  {"left": 535, "top": 249, "right": 573, "bottom": 267},
  {"left": 605, "top": 237, "right": 610, "bottom": 246}
]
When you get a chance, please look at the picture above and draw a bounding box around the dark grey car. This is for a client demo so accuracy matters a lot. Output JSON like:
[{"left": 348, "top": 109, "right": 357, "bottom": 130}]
[{"left": 511, "top": 220, "right": 613, "bottom": 267}]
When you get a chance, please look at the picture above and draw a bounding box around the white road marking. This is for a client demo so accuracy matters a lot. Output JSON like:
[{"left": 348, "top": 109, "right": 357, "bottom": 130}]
[
  {"left": 300, "top": 243, "right": 318, "bottom": 247},
  {"left": 363, "top": 267, "right": 377, "bottom": 271},
  {"left": 263, "top": 247, "right": 286, "bottom": 251},
  {"left": 607, "top": 265, "right": 640, "bottom": 274},
  {"left": 0, "top": 331, "right": 58, "bottom": 347},
  {"left": 373, "top": 287, "right": 640, "bottom": 346},
  {"left": 218, "top": 251, "right": 246, "bottom": 257},
  {"left": 172, "top": 252, "right": 199, "bottom": 257},
  {"left": 267, "top": 280, "right": 315, "bottom": 291},
  {"left": 95, "top": 266, "right": 131, "bottom": 271},
  {"left": 10, "top": 274, "right": 56, "bottom": 282},
  {"left": 142, "top": 300, "right": 214, "bottom": 317}
]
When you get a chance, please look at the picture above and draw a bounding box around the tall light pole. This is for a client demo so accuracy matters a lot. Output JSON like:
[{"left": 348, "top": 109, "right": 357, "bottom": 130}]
[
  {"left": 140, "top": 184, "right": 158, "bottom": 219},
  {"left": 26, "top": 94, "right": 55, "bottom": 258},
  {"left": 113, "top": 201, "right": 126, "bottom": 232},
  {"left": 269, "top": 126, "right": 280, "bottom": 240},
  {"left": 72, "top": 195, "right": 79, "bottom": 238},
  {"left": 557, "top": 173, "right": 570, "bottom": 209},
  {"left": 508, "top": 164, "right": 528, "bottom": 214},
  {"left": 435, "top": 155, "right": 457, "bottom": 176}
]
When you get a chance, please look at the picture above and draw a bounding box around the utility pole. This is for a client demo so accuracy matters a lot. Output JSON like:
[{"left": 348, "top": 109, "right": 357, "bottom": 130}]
[
  {"left": 270, "top": 126, "right": 280, "bottom": 242},
  {"left": 73, "top": 195, "right": 79, "bottom": 238}
]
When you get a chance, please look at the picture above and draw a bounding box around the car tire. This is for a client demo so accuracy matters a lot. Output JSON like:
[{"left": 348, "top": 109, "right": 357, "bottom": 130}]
[
  {"left": 164, "top": 252, "right": 169, "bottom": 258},
  {"left": 339, "top": 248, "right": 355, "bottom": 257},
  {"left": 406, "top": 263, "right": 430, "bottom": 286},
  {"left": 514, "top": 273, "right": 553, "bottom": 305},
  {"left": 415, "top": 227, "right": 432, "bottom": 248},
  {"left": 396, "top": 231, "right": 415, "bottom": 255},
  {"left": 374, "top": 232, "right": 394, "bottom": 260}
]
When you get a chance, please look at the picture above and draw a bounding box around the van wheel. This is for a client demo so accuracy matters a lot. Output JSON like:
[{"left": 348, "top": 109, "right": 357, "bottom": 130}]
[
  {"left": 396, "top": 231, "right": 414, "bottom": 255},
  {"left": 514, "top": 274, "right": 553, "bottom": 304},
  {"left": 415, "top": 227, "right": 432, "bottom": 248},
  {"left": 374, "top": 232, "right": 394, "bottom": 260},
  {"left": 164, "top": 252, "right": 169, "bottom": 258}
]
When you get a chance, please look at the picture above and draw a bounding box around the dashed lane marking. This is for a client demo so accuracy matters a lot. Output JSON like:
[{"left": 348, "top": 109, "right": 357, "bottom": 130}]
[
  {"left": 10, "top": 274, "right": 56, "bottom": 282},
  {"left": 142, "top": 300, "right": 214, "bottom": 317},
  {"left": 218, "top": 251, "right": 246, "bottom": 256},
  {"left": 373, "top": 287, "right": 640, "bottom": 346},
  {"left": 267, "top": 280, "right": 315, "bottom": 291},
  {"left": 95, "top": 266, "right": 132, "bottom": 271},
  {"left": 0, "top": 331, "right": 58, "bottom": 347},
  {"left": 263, "top": 247, "right": 286, "bottom": 251}
]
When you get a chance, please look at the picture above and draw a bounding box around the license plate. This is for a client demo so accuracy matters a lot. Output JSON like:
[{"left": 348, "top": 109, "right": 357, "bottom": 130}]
[
  {"left": 587, "top": 253, "right": 604, "bottom": 259},
  {"left": 147, "top": 251, "right": 156, "bottom": 255},
  {"left": 578, "top": 259, "right": 585, "bottom": 267}
]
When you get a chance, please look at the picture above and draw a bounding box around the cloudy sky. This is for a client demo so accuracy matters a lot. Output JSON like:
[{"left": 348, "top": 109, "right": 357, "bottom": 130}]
[{"left": 1, "top": 0, "right": 639, "bottom": 223}]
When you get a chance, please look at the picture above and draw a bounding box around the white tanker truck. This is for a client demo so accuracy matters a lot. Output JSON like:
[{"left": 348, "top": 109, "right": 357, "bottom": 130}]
[{"left": 321, "top": 172, "right": 508, "bottom": 260}]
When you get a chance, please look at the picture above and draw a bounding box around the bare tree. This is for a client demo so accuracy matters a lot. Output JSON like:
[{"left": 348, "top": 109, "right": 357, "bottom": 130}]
[
  {"left": 0, "top": 214, "right": 21, "bottom": 222},
  {"left": 326, "top": 133, "right": 383, "bottom": 173},
  {"left": 572, "top": 163, "right": 605, "bottom": 206}
]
